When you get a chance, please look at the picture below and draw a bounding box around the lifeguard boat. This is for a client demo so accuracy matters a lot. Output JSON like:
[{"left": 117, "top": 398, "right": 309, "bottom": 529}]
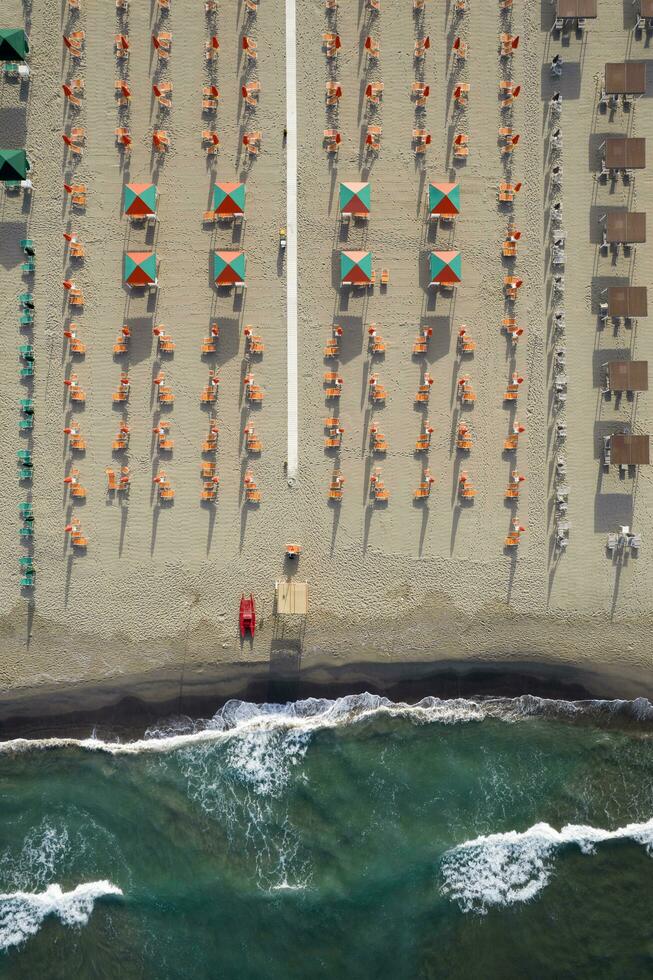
[{"left": 239, "top": 594, "right": 256, "bottom": 638}]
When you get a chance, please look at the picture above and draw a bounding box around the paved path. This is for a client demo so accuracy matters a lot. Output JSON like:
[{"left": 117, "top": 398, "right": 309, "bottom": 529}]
[{"left": 285, "top": 0, "right": 298, "bottom": 485}]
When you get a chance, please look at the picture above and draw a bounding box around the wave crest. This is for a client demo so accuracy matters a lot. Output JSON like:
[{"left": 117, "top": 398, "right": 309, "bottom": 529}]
[
  {"left": 0, "top": 693, "right": 651, "bottom": 755},
  {"left": 440, "top": 818, "right": 653, "bottom": 914},
  {"left": 0, "top": 881, "right": 123, "bottom": 951}
]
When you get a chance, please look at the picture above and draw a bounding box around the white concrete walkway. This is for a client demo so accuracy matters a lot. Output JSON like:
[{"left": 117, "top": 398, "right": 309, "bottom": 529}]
[{"left": 285, "top": 0, "right": 299, "bottom": 485}]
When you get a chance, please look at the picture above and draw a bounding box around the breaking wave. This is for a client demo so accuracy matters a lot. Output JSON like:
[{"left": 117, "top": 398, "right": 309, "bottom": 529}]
[
  {"left": 1, "top": 693, "right": 651, "bottom": 756},
  {"left": 0, "top": 881, "right": 123, "bottom": 952},
  {"left": 440, "top": 818, "right": 653, "bottom": 915}
]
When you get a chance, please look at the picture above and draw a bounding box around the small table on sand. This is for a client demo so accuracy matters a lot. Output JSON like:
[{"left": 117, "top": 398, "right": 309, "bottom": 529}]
[
  {"left": 556, "top": 0, "right": 597, "bottom": 17},
  {"left": 606, "top": 361, "right": 649, "bottom": 392},
  {"left": 605, "top": 212, "right": 647, "bottom": 243},
  {"left": 640, "top": 0, "right": 653, "bottom": 18},
  {"left": 605, "top": 137, "right": 646, "bottom": 170},
  {"left": 604, "top": 63, "right": 646, "bottom": 96},
  {"left": 607, "top": 286, "right": 648, "bottom": 318},
  {"left": 610, "top": 434, "right": 650, "bottom": 465}
]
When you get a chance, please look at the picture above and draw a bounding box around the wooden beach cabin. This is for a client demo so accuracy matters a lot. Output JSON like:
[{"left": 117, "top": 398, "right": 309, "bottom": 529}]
[
  {"left": 605, "top": 361, "right": 649, "bottom": 393},
  {"left": 604, "top": 212, "right": 646, "bottom": 245},
  {"left": 606, "top": 287, "right": 648, "bottom": 319},
  {"left": 610, "top": 434, "right": 650, "bottom": 466},
  {"left": 275, "top": 580, "right": 309, "bottom": 616}
]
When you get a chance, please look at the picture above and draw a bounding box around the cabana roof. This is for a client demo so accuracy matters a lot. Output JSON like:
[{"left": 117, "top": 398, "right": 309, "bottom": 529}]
[
  {"left": 0, "top": 29, "right": 29, "bottom": 62},
  {"left": 214, "top": 250, "right": 246, "bottom": 285},
  {"left": 429, "top": 250, "right": 462, "bottom": 285},
  {"left": 428, "top": 181, "right": 460, "bottom": 216},
  {"left": 339, "top": 181, "right": 371, "bottom": 215},
  {"left": 0, "top": 149, "right": 30, "bottom": 181},
  {"left": 124, "top": 183, "right": 158, "bottom": 217},
  {"left": 124, "top": 251, "right": 157, "bottom": 286},
  {"left": 340, "top": 250, "right": 372, "bottom": 285},
  {"left": 213, "top": 181, "right": 246, "bottom": 216}
]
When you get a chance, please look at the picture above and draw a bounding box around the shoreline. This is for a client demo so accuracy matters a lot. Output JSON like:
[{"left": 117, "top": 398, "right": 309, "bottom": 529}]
[{"left": 0, "top": 654, "right": 651, "bottom": 742}]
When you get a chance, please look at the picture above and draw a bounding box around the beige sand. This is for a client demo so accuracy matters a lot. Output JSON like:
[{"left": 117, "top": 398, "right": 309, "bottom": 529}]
[{"left": 0, "top": 0, "right": 651, "bottom": 706}]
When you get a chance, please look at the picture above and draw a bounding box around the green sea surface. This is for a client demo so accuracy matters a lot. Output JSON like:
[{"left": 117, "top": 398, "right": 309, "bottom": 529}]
[{"left": 0, "top": 694, "right": 652, "bottom": 979}]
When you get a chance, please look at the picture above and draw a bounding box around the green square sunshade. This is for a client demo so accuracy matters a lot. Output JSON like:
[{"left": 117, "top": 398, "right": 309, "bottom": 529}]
[
  {"left": 340, "top": 250, "right": 373, "bottom": 285},
  {"left": 339, "top": 181, "right": 371, "bottom": 215},
  {"left": 0, "top": 29, "right": 29, "bottom": 62},
  {"left": 429, "top": 250, "right": 462, "bottom": 285},
  {"left": 213, "top": 182, "right": 246, "bottom": 217},
  {"left": 428, "top": 182, "right": 460, "bottom": 217},
  {"left": 0, "top": 149, "right": 30, "bottom": 181},
  {"left": 213, "top": 250, "right": 246, "bottom": 286},
  {"left": 124, "top": 251, "right": 158, "bottom": 287},
  {"left": 124, "top": 183, "right": 158, "bottom": 217}
]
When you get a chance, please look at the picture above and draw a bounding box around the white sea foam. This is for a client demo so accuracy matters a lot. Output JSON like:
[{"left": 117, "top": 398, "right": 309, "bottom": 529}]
[
  {"left": 440, "top": 817, "right": 653, "bottom": 915},
  {"left": 0, "top": 822, "right": 72, "bottom": 894},
  {"left": 0, "top": 693, "right": 651, "bottom": 757},
  {"left": 0, "top": 880, "right": 123, "bottom": 951}
]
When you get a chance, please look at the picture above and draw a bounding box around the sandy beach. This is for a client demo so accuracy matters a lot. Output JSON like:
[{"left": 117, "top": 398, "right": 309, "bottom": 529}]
[{"left": 0, "top": 0, "right": 652, "bottom": 720}]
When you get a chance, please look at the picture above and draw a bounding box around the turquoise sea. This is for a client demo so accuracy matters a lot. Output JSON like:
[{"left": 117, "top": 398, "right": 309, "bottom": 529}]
[{"left": 0, "top": 693, "right": 652, "bottom": 979}]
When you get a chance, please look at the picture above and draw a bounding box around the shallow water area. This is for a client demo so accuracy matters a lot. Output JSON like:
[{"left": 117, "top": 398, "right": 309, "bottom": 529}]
[{"left": 0, "top": 694, "right": 652, "bottom": 979}]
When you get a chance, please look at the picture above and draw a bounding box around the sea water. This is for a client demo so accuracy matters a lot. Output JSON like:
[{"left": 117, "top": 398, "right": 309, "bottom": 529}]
[{"left": 0, "top": 693, "right": 652, "bottom": 979}]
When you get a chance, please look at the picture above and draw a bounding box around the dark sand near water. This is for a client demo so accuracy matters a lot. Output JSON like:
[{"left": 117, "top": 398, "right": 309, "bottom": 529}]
[{"left": 1, "top": 656, "right": 651, "bottom": 741}]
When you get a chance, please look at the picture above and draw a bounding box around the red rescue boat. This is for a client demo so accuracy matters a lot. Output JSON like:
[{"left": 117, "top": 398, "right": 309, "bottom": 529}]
[{"left": 239, "top": 594, "right": 256, "bottom": 638}]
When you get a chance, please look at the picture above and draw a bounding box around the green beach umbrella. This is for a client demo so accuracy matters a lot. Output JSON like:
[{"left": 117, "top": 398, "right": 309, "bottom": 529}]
[
  {"left": 340, "top": 250, "right": 373, "bottom": 285},
  {"left": 124, "top": 251, "right": 158, "bottom": 287},
  {"left": 0, "top": 29, "right": 29, "bottom": 62},
  {"left": 339, "top": 181, "right": 371, "bottom": 215},
  {"left": 124, "top": 182, "right": 158, "bottom": 217},
  {"left": 0, "top": 149, "right": 30, "bottom": 181},
  {"left": 428, "top": 181, "right": 460, "bottom": 217},
  {"left": 213, "top": 181, "right": 246, "bottom": 217},
  {"left": 429, "top": 250, "right": 462, "bottom": 286},
  {"left": 213, "top": 250, "right": 246, "bottom": 286}
]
